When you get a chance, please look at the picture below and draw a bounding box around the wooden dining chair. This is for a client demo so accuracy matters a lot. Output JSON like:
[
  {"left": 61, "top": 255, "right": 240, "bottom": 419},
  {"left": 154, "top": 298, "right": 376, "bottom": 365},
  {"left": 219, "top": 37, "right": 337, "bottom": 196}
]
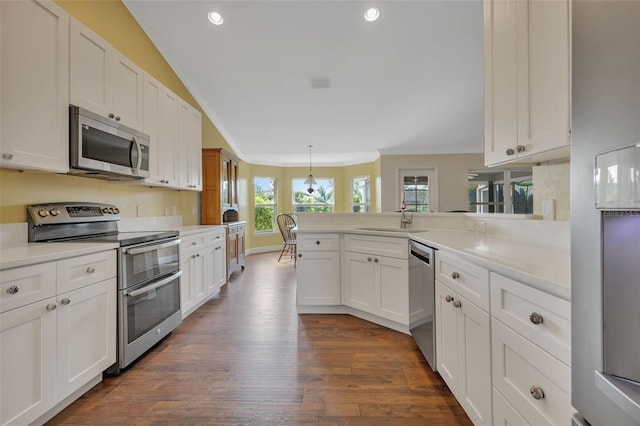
[{"left": 276, "top": 213, "right": 297, "bottom": 263}]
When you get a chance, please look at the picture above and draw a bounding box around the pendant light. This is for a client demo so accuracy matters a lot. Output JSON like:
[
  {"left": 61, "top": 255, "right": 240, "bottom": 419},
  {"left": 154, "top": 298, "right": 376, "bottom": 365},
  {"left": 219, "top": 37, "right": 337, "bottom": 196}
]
[{"left": 304, "top": 145, "right": 317, "bottom": 194}]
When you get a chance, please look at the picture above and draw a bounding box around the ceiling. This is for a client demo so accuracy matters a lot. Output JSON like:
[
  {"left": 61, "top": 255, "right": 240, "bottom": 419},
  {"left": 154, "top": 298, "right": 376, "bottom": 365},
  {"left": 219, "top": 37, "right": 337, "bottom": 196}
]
[{"left": 123, "top": 0, "right": 485, "bottom": 167}]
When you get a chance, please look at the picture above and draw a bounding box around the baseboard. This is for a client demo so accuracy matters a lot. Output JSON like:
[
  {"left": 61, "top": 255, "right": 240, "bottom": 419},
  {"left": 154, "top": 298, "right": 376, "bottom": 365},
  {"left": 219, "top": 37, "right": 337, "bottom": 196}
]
[{"left": 246, "top": 245, "right": 281, "bottom": 255}]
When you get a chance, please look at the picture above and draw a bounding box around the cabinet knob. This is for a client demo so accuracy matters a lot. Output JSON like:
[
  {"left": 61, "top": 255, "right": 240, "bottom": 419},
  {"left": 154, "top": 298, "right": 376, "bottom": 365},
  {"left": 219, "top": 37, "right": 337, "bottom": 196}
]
[
  {"left": 453, "top": 300, "right": 462, "bottom": 308},
  {"left": 2, "top": 153, "right": 13, "bottom": 160},
  {"left": 315, "top": 240, "right": 320, "bottom": 245},
  {"left": 115, "top": 116, "right": 121, "bottom": 121},
  {"left": 61, "top": 298, "right": 71, "bottom": 305},
  {"left": 86, "top": 267, "right": 96, "bottom": 274},
  {"left": 516, "top": 144, "right": 526, "bottom": 153},
  {"left": 108, "top": 113, "right": 115, "bottom": 119},
  {"left": 192, "top": 241, "right": 197, "bottom": 245},
  {"left": 7, "top": 285, "right": 19, "bottom": 295},
  {"left": 367, "top": 257, "right": 372, "bottom": 262},
  {"left": 529, "top": 312, "right": 544, "bottom": 325},
  {"left": 445, "top": 295, "right": 454, "bottom": 303},
  {"left": 298, "top": 253, "right": 302, "bottom": 258},
  {"left": 506, "top": 148, "right": 515, "bottom": 156},
  {"left": 46, "top": 303, "right": 58, "bottom": 311},
  {"left": 451, "top": 271, "right": 460, "bottom": 279},
  {"left": 373, "top": 258, "right": 379, "bottom": 263},
  {"left": 530, "top": 386, "right": 545, "bottom": 400}
]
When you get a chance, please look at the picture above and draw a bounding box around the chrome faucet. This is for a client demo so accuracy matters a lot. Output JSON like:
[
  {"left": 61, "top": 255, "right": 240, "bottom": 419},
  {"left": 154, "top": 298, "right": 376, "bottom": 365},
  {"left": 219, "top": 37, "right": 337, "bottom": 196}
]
[{"left": 400, "top": 200, "right": 413, "bottom": 229}]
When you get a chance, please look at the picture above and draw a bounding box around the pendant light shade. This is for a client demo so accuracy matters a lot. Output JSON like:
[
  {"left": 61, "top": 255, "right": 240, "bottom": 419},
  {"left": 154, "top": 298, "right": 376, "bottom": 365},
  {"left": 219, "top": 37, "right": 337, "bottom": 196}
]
[{"left": 305, "top": 145, "right": 316, "bottom": 194}]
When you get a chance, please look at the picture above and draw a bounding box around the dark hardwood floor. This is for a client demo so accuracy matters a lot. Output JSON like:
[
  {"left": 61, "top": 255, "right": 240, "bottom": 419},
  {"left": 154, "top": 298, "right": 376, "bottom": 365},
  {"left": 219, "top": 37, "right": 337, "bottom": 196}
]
[{"left": 49, "top": 252, "right": 472, "bottom": 426}]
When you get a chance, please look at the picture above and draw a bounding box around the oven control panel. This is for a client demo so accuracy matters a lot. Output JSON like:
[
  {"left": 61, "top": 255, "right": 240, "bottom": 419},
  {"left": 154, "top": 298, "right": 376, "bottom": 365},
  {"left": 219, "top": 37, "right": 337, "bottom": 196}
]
[{"left": 27, "top": 202, "right": 120, "bottom": 225}]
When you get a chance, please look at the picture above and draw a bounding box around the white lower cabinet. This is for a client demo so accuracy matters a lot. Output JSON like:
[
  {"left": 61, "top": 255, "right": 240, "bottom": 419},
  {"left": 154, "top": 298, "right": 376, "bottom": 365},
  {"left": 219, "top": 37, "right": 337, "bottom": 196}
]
[
  {"left": 435, "top": 280, "right": 492, "bottom": 426},
  {"left": 180, "top": 229, "right": 227, "bottom": 319},
  {"left": 0, "top": 249, "right": 116, "bottom": 426},
  {"left": 493, "top": 387, "right": 528, "bottom": 425},
  {"left": 296, "top": 233, "right": 341, "bottom": 306}
]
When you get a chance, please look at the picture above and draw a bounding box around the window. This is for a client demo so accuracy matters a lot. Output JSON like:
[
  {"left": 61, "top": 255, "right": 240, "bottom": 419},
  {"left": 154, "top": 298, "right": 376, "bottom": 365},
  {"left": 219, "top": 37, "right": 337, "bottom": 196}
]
[
  {"left": 292, "top": 178, "right": 334, "bottom": 213},
  {"left": 352, "top": 176, "right": 370, "bottom": 212},
  {"left": 254, "top": 177, "right": 276, "bottom": 232},
  {"left": 468, "top": 169, "right": 532, "bottom": 214},
  {"left": 399, "top": 169, "right": 437, "bottom": 212}
]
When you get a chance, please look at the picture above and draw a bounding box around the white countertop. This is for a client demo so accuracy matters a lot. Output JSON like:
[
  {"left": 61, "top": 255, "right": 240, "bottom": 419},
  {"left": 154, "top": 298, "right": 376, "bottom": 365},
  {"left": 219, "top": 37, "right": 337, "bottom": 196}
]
[
  {"left": 0, "top": 242, "right": 120, "bottom": 270},
  {"left": 178, "top": 225, "right": 225, "bottom": 236},
  {"left": 411, "top": 230, "right": 570, "bottom": 300}
]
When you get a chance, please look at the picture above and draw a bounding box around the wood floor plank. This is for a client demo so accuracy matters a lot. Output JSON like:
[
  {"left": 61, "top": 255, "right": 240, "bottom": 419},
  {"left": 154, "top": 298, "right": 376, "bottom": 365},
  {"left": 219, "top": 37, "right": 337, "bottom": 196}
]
[{"left": 48, "top": 252, "right": 471, "bottom": 425}]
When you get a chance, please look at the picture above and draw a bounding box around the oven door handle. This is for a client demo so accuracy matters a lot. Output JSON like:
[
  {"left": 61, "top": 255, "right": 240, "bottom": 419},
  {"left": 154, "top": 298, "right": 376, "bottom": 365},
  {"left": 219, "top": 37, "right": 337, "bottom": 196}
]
[
  {"left": 126, "top": 238, "right": 181, "bottom": 255},
  {"left": 126, "top": 271, "right": 182, "bottom": 298}
]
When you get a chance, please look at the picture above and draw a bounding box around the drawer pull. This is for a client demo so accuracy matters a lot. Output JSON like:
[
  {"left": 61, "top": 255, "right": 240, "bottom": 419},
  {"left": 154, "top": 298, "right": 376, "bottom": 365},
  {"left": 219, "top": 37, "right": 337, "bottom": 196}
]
[
  {"left": 367, "top": 257, "right": 372, "bottom": 262},
  {"left": 61, "top": 298, "right": 71, "bottom": 305},
  {"left": 445, "top": 295, "right": 454, "bottom": 303},
  {"left": 506, "top": 148, "right": 515, "bottom": 156},
  {"left": 529, "top": 312, "right": 544, "bottom": 325},
  {"left": 516, "top": 144, "right": 526, "bottom": 153},
  {"left": 373, "top": 258, "right": 379, "bottom": 263},
  {"left": 316, "top": 240, "right": 320, "bottom": 245},
  {"left": 7, "top": 285, "right": 19, "bottom": 295},
  {"left": 530, "top": 386, "right": 545, "bottom": 400},
  {"left": 451, "top": 271, "right": 460, "bottom": 279},
  {"left": 86, "top": 267, "right": 96, "bottom": 274},
  {"left": 453, "top": 300, "right": 462, "bottom": 308},
  {"left": 192, "top": 241, "right": 198, "bottom": 245},
  {"left": 46, "top": 303, "right": 58, "bottom": 311},
  {"left": 2, "top": 153, "right": 14, "bottom": 160},
  {"left": 298, "top": 253, "right": 302, "bottom": 258}
]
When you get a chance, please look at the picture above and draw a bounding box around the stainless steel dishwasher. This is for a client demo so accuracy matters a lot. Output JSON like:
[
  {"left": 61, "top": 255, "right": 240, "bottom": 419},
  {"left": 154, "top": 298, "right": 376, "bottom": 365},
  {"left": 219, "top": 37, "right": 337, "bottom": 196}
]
[{"left": 409, "top": 239, "right": 436, "bottom": 371}]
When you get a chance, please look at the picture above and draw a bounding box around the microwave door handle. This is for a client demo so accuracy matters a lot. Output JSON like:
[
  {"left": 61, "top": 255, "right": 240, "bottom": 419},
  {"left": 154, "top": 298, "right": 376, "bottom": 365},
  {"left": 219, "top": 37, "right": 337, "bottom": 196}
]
[
  {"left": 126, "top": 238, "right": 182, "bottom": 255},
  {"left": 131, "top": 136, "right": 142, "bottom": 174},
  {"left": 126, "top": 271, "right": 182, "bottom": 298}
]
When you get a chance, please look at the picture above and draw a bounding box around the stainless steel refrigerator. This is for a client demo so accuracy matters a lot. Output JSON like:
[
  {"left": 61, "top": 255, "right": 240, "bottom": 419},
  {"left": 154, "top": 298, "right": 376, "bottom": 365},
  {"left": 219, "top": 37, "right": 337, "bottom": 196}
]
[{"left": 571, "top": 1, "right": 640, "bottom": 425}]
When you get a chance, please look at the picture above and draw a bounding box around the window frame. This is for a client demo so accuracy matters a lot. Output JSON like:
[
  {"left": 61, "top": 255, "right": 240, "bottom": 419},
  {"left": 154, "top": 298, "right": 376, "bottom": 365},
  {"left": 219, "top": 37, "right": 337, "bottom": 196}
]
[
  {"left": 292, "top": 177, "right": 335, "bottom": 213},
  {"left": 254, "top": 176, "right": 277, "bottom": 234},
  {"left": 351, "top": 175, "right": 371, "bottom": 213}
]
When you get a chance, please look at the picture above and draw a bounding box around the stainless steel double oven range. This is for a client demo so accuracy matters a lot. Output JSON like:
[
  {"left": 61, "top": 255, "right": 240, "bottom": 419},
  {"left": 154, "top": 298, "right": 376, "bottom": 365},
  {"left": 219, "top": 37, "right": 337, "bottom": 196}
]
[{"left": 28, "top": 202, "right": 182, "bottom": 373}]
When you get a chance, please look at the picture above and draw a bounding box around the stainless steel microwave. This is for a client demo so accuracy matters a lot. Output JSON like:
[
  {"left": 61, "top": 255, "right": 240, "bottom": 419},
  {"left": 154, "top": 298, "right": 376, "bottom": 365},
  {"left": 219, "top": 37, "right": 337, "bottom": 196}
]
[{"left": 69, "top": 105, "right": 150, "bottom": 180}]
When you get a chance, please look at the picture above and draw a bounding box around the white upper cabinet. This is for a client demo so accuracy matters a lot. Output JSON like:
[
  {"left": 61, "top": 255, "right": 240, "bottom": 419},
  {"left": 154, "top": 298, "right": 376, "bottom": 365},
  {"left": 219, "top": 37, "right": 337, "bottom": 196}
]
[
  {"left": 484, "top": 0, "right": 571, "bottom": 166},
  {"left": 70, "top": 18, "right": 143, "bottom": 130},
  {"left": 0, "top": 0, "right": 69, "bottom": 173},
  {"left": 142, "top": 73, "right": 180, "bottom": 187},
  {"left": 178, "top": 99, "right": 202, "bottom": 191}
]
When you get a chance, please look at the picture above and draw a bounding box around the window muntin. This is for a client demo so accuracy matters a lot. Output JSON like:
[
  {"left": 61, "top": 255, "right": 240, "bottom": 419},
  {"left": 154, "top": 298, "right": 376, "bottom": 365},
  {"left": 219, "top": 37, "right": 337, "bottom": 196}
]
[
  {"left": 292, "top": 178, "right": 334, "bottom": 213},
  {"left": 254, "top": 177, "right": 277, "bottom": 232},
  {"left": 352, "top": 176, "right": 370, "bottom": 213}
]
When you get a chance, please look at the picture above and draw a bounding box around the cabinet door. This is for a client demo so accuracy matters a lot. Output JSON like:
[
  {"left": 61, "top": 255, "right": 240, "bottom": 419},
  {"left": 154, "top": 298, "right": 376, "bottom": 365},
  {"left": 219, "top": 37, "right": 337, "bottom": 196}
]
[
  {"left": 227, "top": 232, "right": 238, "bottom": 277},
  {"left": 493, "top": 387, "right": 528, "bottom": 426},
  {"left": 142, "top": 74, "right": 164, "bottom": 184},
  {"left": 180, "top": 253, "right": 196, "bottom": 317},
  {"left": 342, "top": 252, "right": 375, "bottom": 313},
  {"left": 297, "top": 251, "right": 341, "bottom": 305},
  {"left": 375, "top": 256, "right": 409, "bottom": 324},
  {"left": 1, "top": 298, "right": 57, "bottom": 426},
  {"left": 456, "top": 291, "right": 492, "bottom": 426},
  {"left": 0, "top": 0, "right": 69, "bottom": 172},
  {"left": 159, "top": 87, "right": 180, "bottom": 187},
  {"left": 187, "top": 107, "right": 202, "bottom": 191},
  {"left": 56, "top": 278, "right": 116, "bottom": 398},
  {"left": 69, "top": 18, "right": 111, "bottom": 118},
  {"left": 213, "top": 241, "right": 227, "bottom": 290},
  {"left": 203, "top": 245, "right": 217, "bottom": 297},
  {"left": 109, "top": 51, "right": 143, "bottom": 130},
  {"left": 435, "top": 281, "right": 459, "bottom": 392}
]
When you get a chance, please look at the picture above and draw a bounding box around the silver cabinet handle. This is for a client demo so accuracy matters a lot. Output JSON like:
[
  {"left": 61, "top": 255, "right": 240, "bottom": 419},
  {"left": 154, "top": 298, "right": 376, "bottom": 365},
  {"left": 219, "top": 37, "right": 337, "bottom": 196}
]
[
  {"left": 7, "top": 285, "right": 19, "bottom": 295},
  {"left": 86, "top": 267, "right": 96, "bottom": 273},
  {"left": 445, "top": 295, "right": 454, "bottom": 303},
  {"left": 453, "top": 300, "right": 462, "bottom": 308},
  {"left": 316, "top": 240, "right": 320, "bottom": 245},
  {"left": 61, "top": 298, "right": 71, "bottom": 305},
  {"left": 373, "top": 258, "right": 379, "bottom": 263},
  {"left": 530, "top": 386, "right": 545, "bottom": 400},
  {"left": 506, "top": 148, "right": 515, "bottom": 156},
  {"left": 298, "top": 253, "right": 302, "bottom": 258},
  {"left": 192, "top": 241, "right": 197, "bottom": 245},
  {"left": 367, "top": 257, "right": 372, "bottom": 262},
  {"left": 2, "top": 153, "right": 14, "bottom": 160},
  {"left": 529, "top": 312, "right": 544, "bottom": 325},
  {"left": 516, "top": 144, "right": 526, "bottom": 153},
  {"left": 115, "top": 116, "right": 121, "bottom": 121},
  {"left": 46, "top": 303, "right": 58, "bottom": 311},
  {"left": 451, "top": 271, "right": 460, "bottom": 279},
  {"left": 108, "top": 113, "right": 115, "bottom": 119}
]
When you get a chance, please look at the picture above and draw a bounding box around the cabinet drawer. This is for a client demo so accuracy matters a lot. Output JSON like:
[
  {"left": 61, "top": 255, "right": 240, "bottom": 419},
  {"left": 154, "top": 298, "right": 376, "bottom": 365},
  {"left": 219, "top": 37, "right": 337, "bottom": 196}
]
[
  {"left": 0, "top": 262, "right": 56, "bottom": 313},
  {"left": 57, "top": 250, "right": 116, "bottom": 294},
  {"left": 493, "top": 387, "right": 528, "bottom": 426},
  {"left": 181, "top": 233, "right": 206, "bottom": 253},
  {"left": 436, "top": 251, "right": 489, "bottom": 311},
  {"left": 491, "top": 272, "right": 571, "bottom": 365},
  {"left": 298, "top": 233, "right": 340, "bottom": 251},
  {"left": 343, "top": 233, "right": 408, "bottom": 259},
  {"left": 492, "top": 318, "right": 572, "bottom": 426},
  {"left": 207, "top": 230, "right": 225, "bottom": 247}
]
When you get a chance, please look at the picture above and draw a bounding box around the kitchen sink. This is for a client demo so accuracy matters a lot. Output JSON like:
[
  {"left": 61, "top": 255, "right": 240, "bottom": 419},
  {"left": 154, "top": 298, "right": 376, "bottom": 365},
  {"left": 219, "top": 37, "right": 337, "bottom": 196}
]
[{"left": 356, "top": 227, "right": 430, "bottom": 233}]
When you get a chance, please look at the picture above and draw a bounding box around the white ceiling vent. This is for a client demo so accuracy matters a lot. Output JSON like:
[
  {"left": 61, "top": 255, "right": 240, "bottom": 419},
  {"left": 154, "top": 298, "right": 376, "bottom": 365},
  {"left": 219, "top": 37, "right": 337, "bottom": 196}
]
[{"left": 310, "top": 78, "right": 331, "bottom": 89}]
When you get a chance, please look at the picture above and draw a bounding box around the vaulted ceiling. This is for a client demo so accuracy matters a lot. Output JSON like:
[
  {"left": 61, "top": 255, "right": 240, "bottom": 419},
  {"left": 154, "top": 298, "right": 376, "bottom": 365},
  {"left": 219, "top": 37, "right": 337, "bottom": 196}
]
[{"left": 123, "top": 0, "right": 484, "bottom": 167}]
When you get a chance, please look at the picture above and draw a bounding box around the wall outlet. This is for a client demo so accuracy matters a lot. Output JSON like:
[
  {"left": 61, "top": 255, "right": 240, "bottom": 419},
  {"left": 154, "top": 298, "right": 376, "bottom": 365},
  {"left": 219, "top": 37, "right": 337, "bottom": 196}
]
[
  {"left": 136, "top": 205, "right": 143, "bottom": 217},
  {"left": 466, "top": 221, "right": 475, "bottom": 231},
  {"left": 543, "top": 199, "right": 555, "bottom": 221},
  {"left": 476, "top": 221, "right": 486, "bottom": 233},
  {"left": 164, "top": 207, "right": 170, "bottom": 216}
]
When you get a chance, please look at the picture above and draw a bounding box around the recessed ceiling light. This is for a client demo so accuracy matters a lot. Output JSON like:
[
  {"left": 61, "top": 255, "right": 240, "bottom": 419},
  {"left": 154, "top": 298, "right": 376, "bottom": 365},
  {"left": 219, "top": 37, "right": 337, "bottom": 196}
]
[
  {"left": 364, "top": 7, "right": 380, "bottom": 22},
  {"left": 208, "top": 11, "right": 224, "bottom": 25}
]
